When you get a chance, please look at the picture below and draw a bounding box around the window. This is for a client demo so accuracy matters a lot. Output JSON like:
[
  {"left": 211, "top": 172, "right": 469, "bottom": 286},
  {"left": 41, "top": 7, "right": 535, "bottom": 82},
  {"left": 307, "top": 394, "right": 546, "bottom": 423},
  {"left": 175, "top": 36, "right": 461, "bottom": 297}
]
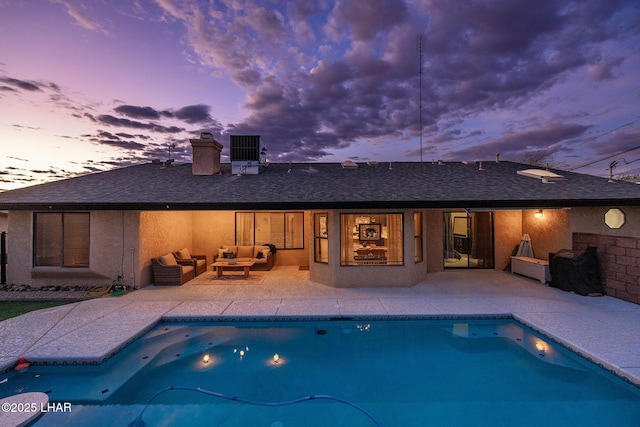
[
  {"left": 414, "top": 212, "right": 423, "bottom": 263},
  {"left": 340, "top": 213, "right": 403, "bottom": 266},
  {"left": 604, "top": 208, "right": 625, "bottom": 229},
  {"left": 314, "top": 213, "right": 328, "bottom": 263},
  {"left": 34, "top": 213, "right": 89, "bottom": 267},
  {"left": 236, "top": 212, "right": 304, "bottom": 249}
]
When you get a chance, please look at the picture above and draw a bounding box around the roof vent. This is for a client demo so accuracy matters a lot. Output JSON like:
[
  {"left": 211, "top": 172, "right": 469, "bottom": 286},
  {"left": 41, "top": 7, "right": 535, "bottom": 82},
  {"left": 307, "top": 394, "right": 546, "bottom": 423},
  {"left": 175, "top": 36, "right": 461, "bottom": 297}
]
[
  {"left": 517, "top": 169, "right": 564, "bottom": 183},
  {"left": 341, "top": 160, "right": 358, "bottom": 168}
]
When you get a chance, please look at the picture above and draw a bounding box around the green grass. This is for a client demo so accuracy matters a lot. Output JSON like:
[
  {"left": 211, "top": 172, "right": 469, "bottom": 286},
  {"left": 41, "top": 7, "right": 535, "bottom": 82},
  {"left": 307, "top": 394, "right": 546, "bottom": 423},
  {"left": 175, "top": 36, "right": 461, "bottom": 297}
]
[{"left": 0, "top": 301, "right": 76, "bottom": 322}]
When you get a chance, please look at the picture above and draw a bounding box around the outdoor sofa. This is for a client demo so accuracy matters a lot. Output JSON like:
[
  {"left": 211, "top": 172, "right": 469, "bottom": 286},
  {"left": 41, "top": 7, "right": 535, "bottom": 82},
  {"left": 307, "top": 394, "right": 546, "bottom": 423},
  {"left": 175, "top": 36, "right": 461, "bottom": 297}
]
[{"left": 213, "top": 244, "right": 275, "bottom": 271}]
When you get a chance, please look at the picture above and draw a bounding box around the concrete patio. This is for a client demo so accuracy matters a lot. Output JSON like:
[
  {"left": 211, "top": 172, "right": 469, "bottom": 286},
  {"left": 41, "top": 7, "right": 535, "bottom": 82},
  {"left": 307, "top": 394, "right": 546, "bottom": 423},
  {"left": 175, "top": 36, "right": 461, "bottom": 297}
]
[{"left": 1, "top": 267, "right": 639, "bottom": 387}]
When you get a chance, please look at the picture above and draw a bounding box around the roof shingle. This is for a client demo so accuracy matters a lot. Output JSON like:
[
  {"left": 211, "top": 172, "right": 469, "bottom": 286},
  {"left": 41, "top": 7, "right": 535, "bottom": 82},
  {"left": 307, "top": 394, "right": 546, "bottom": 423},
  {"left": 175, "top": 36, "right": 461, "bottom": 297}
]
[{"left": 0, "top": 161, "right": 638, "bottom": 210}]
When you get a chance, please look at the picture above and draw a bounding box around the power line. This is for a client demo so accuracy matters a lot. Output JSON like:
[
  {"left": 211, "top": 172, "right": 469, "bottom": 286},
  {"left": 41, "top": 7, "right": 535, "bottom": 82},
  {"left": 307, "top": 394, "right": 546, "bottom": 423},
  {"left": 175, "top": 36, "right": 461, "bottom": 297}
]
[
  {"left": 568, "top": 143, "right": 640, "bottom": 171},
  {"left": 610, "top": 157, "right": 640, "bottom": 176},
  {"left": 567, "top": 116, "right": 640, "bottom": 170}
]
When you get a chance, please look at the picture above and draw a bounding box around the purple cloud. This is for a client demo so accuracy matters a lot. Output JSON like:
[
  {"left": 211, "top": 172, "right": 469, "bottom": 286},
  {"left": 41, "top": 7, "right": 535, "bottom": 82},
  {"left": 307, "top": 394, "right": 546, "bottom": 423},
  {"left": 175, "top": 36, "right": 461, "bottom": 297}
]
[
  {"left": 114, "top": 105, "right": 161, "bottom": 120},
  {"left": 0, "top": 77, "right": 42, "bottom": 91}
]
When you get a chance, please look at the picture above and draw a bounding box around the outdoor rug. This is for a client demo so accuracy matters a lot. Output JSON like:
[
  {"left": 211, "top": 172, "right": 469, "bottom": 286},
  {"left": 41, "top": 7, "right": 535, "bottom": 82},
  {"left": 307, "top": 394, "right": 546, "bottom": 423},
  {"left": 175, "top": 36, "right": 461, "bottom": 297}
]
[{"left": 188, "top": 270, "right": 267, "bottom": 286}]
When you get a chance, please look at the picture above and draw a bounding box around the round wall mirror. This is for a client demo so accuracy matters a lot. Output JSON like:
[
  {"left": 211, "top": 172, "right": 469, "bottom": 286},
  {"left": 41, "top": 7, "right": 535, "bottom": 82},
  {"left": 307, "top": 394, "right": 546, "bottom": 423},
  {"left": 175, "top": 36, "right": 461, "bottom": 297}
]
[{"left": 604, "top": 208, "right": 625, "bottom": 229}]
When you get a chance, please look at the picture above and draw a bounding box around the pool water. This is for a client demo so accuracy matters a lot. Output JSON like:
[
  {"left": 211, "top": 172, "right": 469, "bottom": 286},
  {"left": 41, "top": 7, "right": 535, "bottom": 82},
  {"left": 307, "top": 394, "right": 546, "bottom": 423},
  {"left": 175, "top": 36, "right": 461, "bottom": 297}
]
[{"left": 1, "top": 318, "right": 639, "bottom": 426}]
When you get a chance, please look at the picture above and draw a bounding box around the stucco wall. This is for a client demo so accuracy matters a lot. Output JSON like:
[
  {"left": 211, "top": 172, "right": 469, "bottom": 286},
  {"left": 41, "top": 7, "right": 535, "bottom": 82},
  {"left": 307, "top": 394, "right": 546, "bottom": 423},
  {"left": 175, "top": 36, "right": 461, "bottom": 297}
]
[
  {"left": 424, "top": 210, "right": 444, "bottom": 273},
  {"left": 522, "top": 209, "right": 571, "bottom": 261},
  {"left": 192, "top": 210, "right": 234, "bottom": 264},
  {"left": 512, "top": 207, "right": 639, "bottom": 262},
  {"left": 91, "top": 211, "right": 140, "bottom": 287},
  {"left": 493, "top": 210, "right": 524, "bottom": 270},
  {"left": 6, "top": 210, "right": 140, "bottom": 288},
  {"left": 5, "top": 211, "right": 30, "bottom": 285},
  {"left": 569, "top": 206, "right": 640, "bottom": 238},
  {"left": 139, "top": 211, "right": 193, "bottom": 286}
]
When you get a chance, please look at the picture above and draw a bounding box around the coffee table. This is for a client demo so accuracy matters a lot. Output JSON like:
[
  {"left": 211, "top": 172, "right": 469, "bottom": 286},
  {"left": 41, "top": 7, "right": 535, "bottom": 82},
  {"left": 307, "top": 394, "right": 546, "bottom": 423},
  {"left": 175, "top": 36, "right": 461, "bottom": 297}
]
[{"left": 211, "top": 261, "right": 255, "bottom": 278}]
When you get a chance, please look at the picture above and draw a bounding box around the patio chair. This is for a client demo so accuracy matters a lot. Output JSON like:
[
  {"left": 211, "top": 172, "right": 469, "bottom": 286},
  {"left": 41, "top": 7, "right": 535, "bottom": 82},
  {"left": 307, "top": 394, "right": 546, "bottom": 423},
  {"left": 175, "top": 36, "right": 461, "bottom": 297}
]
[
  {"left": 173, "top": 248, "right": 207, "bottom": 276},
  {"left": 151, "top": 253, "right": 195, "bottom": 286}
]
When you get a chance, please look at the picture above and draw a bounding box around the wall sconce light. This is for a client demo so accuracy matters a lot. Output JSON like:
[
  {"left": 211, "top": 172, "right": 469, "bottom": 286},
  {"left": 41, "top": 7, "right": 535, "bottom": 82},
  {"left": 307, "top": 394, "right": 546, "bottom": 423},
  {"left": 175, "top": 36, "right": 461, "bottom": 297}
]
[{"left": 534, "top": 210, "right": 543, "bottom": 219}]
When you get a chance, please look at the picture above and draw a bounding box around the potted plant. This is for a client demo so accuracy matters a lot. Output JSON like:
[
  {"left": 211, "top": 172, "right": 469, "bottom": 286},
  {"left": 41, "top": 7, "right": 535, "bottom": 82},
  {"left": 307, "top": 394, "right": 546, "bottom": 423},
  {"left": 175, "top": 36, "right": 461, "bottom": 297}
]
[{"left": 227, "top": 252, "right": 237, "bottom": 265}]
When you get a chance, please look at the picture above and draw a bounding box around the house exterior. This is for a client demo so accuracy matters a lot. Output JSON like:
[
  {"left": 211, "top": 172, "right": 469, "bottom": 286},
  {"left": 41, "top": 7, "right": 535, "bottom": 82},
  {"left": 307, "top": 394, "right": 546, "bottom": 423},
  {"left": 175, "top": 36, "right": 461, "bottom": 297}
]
[{"left": 0, "top": 135, "right": 639, "bottom": 304}]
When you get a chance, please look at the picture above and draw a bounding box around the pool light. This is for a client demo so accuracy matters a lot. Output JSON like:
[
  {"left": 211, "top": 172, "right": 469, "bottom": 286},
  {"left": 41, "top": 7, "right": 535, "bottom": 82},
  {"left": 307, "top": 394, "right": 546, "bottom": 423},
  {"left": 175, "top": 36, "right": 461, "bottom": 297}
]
[
  {"left": 203, "top": 354, "right": 210, "bottom": 364},
  {"left": 234, "top": 346, "right": 250, "bottom": 360},
  {"left": 268, "top": 353, "right": 285, "bottom": 367}
]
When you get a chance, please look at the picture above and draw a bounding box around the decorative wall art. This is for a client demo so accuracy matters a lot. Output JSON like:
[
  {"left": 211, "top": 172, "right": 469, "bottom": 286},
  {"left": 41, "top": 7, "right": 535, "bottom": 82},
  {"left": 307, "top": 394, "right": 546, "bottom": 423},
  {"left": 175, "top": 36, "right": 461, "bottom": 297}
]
[{"left": 359, "top": 223, "right": 381, "bottom": 241}]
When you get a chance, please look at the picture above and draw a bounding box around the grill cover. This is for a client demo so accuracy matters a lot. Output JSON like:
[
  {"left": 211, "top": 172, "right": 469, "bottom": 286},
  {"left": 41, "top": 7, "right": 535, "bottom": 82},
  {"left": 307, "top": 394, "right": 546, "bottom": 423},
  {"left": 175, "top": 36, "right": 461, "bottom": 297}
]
[{"left": 549, "top": 246, "right": 604, "bottom": 296}]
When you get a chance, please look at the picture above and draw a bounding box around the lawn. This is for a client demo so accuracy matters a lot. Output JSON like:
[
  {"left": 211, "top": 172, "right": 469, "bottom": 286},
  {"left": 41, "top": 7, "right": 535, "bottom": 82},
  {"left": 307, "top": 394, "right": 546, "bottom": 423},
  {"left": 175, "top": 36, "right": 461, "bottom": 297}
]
[{"left": 0, "top": 301, "right": 76, "bottom": 322}]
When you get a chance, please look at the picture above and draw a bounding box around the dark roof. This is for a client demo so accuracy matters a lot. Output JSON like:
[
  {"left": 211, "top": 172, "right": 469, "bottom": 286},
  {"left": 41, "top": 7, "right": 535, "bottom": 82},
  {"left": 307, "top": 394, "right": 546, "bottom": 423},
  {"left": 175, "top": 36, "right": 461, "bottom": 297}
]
[{"left": 0, "top": 161, "right": 638, "bottom": 211}]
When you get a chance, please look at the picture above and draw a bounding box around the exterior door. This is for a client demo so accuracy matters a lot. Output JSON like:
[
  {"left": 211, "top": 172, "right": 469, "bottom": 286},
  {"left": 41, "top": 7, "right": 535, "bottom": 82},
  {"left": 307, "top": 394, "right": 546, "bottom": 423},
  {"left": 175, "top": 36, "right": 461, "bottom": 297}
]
[{"left": 443, "top": 212, "right": 494, "bottom": 269}]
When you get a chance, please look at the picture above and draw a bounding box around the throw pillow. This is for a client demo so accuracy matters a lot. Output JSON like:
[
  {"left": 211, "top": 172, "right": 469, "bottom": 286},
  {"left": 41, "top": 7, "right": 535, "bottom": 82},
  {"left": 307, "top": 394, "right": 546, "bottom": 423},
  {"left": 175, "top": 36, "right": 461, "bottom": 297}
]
[
  {"left": 176, "top": 248, "right": 191, "bottom": 259},
  {"left": 256, "top": 251, "right": 264, "bottom": 259},
  {"left": 160, "top": 253, "right": 177, "bottom": 266},
  {"left": 218, "top": 248, "right": 229, "bottom": 258}
]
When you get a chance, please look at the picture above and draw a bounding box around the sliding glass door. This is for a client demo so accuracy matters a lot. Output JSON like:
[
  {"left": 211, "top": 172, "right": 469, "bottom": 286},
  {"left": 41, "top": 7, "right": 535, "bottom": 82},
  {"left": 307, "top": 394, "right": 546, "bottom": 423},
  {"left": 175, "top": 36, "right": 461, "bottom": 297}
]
[{"left": 443, "top": 212, "right": 494, "bottom": 269}]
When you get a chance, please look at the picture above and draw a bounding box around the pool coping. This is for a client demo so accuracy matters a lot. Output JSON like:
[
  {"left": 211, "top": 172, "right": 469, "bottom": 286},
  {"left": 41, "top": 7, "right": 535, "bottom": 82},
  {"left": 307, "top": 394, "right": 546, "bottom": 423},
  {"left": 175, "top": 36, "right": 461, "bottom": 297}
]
[
  {"left": 6, "top": 313, "right": 639, "bottom": 390},
  {"left": 1, "top": 269, "right": 639, "bottom": 388}
]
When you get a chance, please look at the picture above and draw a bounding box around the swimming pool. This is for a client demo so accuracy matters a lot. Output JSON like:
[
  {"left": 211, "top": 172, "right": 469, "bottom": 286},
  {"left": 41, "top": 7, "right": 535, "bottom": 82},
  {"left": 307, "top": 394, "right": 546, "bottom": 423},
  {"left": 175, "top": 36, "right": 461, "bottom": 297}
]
[{"left": 1, "top": 318, "right": 639, "bottom": 426}]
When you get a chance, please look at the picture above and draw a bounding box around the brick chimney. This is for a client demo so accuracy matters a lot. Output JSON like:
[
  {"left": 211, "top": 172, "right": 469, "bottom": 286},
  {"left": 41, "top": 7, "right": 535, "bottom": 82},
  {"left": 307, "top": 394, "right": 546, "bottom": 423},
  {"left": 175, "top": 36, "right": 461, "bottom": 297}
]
[{"left": 190, "top": 132, "right": 223, "bottom": 175}]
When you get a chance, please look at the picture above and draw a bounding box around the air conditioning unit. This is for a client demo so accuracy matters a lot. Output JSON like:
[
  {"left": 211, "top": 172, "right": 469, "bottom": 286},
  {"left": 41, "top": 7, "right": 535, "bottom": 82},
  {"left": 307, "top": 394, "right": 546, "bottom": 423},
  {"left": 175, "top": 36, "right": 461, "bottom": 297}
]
[{"left": 230, "top": 135, "right": 266, "bottom": 175}]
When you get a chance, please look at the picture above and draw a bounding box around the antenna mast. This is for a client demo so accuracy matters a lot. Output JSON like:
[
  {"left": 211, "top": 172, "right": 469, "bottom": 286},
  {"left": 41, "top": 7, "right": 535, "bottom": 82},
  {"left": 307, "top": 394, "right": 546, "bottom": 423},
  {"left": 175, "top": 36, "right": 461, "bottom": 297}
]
[{"left": 418, "top": 35, "right": 423, "bottom": 163}]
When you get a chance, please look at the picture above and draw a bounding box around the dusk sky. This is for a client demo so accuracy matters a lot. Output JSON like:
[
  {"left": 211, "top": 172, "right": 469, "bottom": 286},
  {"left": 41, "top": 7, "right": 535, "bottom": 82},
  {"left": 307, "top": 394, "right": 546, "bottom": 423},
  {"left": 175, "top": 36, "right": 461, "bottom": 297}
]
[{"left": 1, "top": 0, "right": 639, "bottom": 191}]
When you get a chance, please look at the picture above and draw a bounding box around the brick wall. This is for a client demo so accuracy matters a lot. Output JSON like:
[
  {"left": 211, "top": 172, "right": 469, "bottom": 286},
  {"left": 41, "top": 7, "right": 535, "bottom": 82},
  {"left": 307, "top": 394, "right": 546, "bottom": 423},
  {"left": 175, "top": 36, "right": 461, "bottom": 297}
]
[{"left": 573, "top": 233, "right": 640, "bottom": 304}]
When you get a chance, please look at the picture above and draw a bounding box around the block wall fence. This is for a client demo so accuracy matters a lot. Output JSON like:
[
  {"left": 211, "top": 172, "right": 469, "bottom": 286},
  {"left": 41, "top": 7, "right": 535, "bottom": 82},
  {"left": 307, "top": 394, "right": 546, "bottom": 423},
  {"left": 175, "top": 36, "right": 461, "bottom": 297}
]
[{"left": 573, "top": 232, "right": 640, "bottom": 304}]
